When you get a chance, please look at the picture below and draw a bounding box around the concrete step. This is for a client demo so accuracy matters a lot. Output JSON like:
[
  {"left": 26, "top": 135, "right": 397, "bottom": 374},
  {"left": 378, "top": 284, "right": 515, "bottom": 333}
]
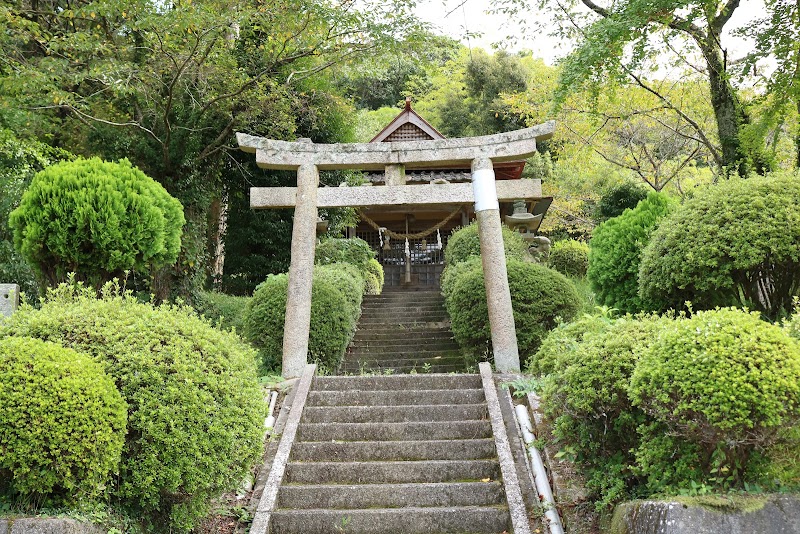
[
  {"left": 339, "top": 357, "right": 465, "bottom": 370},
  {"left": 349, "top": 339, "right": 458, "bottom": 350},
  {"left": 346, "top": 349, "right": 462, "bottom": 360},
  {"left": 358, "top": 315, "right": 448, "bottom": 324},
  {"left": 276, "top": 482, "right": 504, "bottom": 510},
  {"left": 283, "top": 460, "right": 501, "bottom": 485},
  {"left": 313, "top": 374, "right": 481, "bottom": 391},
  {"left": 297, "top": 421, "right": 492, "bottom": 442},
  {"left": 352, "top": 326, "right": 453, "bottom": 336},
  {"left": 290, "top": 438, "right": 497, "bottom": 462},
  {"left": 338, "top": 364, "right": 469, "bottom": 375},
  {"left": 269, "top": 506, "right": 510, "bottom": 534},
  {"left": 302, "top": 403, "right": 488, "bottom": 423},
  {"left": 306, "top": 388, "right": 484, "bottom": 407}
]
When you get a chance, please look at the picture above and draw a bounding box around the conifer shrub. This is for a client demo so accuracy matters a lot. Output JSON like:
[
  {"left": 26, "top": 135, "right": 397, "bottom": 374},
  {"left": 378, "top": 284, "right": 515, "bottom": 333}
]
[
  {"left": 588, "top": 192, "right": 676, "bottom": 314},
  {"left": 8, "top": 158, "right": 184, "bottom": 289},
  {"left": 444, "top": 259, "right": 581, "bottom": 361},
  {"left": 548, "top": 239, "right": 589, "bottom": 278},
  {"left": 0, "top": 283, "right": 265, "bottom": 531},
  {"left": 243, "top": 264, "right": 362, "bottom": 373},
  {"left": 639, "top": 173, "right": 800, "bottom": 319},
  {"left": 444, "top": 221, "right": 531, "bottom": 266},
  {"left": 630, "top": 308, "right": 800, "bottom": 490},
  {"left": 0, "top": 336, "right": 126, "bottom": 504}
]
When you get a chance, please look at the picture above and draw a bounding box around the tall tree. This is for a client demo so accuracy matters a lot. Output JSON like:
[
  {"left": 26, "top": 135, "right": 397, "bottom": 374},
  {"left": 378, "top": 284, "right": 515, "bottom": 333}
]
[
  {"left": 495, "top": 0, "right": 771, "bottom": 176},
  {"left": 1, "top": 0, "right": 423, "bottom": 298}
]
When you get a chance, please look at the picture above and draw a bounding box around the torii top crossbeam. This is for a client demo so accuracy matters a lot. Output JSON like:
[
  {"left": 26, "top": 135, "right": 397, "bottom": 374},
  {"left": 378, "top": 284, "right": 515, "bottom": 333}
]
[{"left": 236, "top": 121, "right": 555, "bottom": 170}]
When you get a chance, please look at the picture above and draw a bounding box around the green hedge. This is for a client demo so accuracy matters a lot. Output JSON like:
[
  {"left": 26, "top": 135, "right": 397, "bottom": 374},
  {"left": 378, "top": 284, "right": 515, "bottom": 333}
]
[
  {"left": 0, "top": 283, "right": 265, "bottom": 531},
  {"left": 9, "top": 158, "right": 184, "bottom": 289},
  {"left": 0, "top": 336, "right": 126, "bottom": 504},
  {"left": 548, "top": 239, "right": 589, "bottom": 278},
  {"left": 588, "top": 192, "right": 675, "bottom": 314},
  {"left": 639, "top": 173, "right": 800, "bottom": 319},
  {"left": 444, "top": 222, "right": 531, "bottom": 266},
  {"left": 444, "top": 259, "right": 581, "bottom": 362},
  {"left": 630, "top": 308, "right": 800, "bottom": 491},
  {"left": 597, "top": 181, "right": 648, "bottom": 220},
  {"left": 243, "top": 263, "right": 363, "bottom": 373},
  {"left": 534, "top": 307, "right": 800, "bottom": 507}
]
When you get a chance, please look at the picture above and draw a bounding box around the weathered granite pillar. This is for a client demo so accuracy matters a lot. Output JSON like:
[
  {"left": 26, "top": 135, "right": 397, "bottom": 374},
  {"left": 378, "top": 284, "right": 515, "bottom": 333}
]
[
  {"left": 0, "top": 284, "right": 19, "bottom": 318},
  {"left": 282, "top": 163, "right": 319, "bottom": 378},
  {"left": 472, "top": 158, "right": 520, "bottom": 372}
]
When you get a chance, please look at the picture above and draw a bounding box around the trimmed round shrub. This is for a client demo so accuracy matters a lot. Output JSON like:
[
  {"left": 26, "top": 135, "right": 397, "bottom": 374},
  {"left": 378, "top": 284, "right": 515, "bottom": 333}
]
[
  {"left": 364, "top": 258, "right": 384, "bottom": 295},
  {"left": 8, "top": 158, "right": 184, "bottom": 288},
  {"left": 548, "top": 239, "right": 589, "bottom": 278},
  {"left": 0, "top": 336, "right": 126, "bottom": 504},
  {"left": 444, "top": 259, "right": 581, "bottom": 361},
  {"left": 194, "top": 290, "right": 250, "bottom": 332},
  {"left": 0, "top": 283, "right": 265, "bottom": 531},
  {"left": 441, "top": 256, "right": 482, "bottom": 301},
  {"left": 315, "top": 237, "right": 383, "bottom": 295},
  {"left": 444, "top": 221, "right": 531, "bottom": 266},
  {"left": 639, "top": 173, "right": 800, "bottom": 319},
  {"left": 588, "top": 192, "right": 675, "bottom": 314},
  {"left": 630, "top": 308, "right": 800, "bottom": 487},
  {"left": 315, "top": 263, "right": 365, "bottom": 319},
  {"left": 243, "top": 264, "right": 361, "bottom": 373},
  {"left": 315, "top": 236, "right": 375, "bottom": 267},
  {"left": 598, "top": 181, "right": 649, "bottom": 220},
  {"left": 541, "top": 316, "right": 663, "bottom": 507}
]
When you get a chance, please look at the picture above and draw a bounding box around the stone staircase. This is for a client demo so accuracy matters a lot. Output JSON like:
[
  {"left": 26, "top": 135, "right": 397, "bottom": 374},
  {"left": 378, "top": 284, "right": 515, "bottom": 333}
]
[
  {"left": 341, "top": 290, "right": 465, "bottom": 374},
  {"left": 257, "top": 371, "right": 530, "bottom": 534}
]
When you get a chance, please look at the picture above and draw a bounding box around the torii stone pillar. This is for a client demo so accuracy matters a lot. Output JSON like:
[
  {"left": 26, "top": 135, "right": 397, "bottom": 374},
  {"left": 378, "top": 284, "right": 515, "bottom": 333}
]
[
  {"left": 472, "top": 157, "right": 519, "bottom": 370},
  {"left": 237, "top": 121, "right": 555, "bottom": 377}
]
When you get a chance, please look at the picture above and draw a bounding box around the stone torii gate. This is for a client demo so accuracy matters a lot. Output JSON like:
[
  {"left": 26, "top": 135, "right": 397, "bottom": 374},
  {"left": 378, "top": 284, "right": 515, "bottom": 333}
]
[{"left": 237, "top": 121, "right": 555, "bottom": 378}]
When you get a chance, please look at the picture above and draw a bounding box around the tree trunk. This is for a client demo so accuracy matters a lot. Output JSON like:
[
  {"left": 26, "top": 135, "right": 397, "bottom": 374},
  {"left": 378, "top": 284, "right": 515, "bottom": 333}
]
[{"left": 699, "top": 40, "right": 750, "bottom": 176}]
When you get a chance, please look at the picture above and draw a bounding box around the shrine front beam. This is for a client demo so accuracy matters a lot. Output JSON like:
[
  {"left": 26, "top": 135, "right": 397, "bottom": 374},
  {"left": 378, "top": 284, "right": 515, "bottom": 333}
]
[
  {"left": 236, "top": 121, "right": 555, "bottom": 171},
  {"left": 250, "top": 180, "right": 543, "bottom": 209}
]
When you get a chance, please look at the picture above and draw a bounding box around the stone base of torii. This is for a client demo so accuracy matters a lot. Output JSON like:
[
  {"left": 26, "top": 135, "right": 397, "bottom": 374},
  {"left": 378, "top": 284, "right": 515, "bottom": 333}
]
[{"left": 237, "top": 121, "right": 555, "bottom": 378}]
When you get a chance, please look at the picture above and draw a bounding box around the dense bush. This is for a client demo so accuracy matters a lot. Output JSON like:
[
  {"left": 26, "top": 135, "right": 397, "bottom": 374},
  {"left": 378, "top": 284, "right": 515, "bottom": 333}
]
[
  {"left": 526, "top": 311, "right": 613, "bottom": 375},
  {"left": 639, "top": 173, "right": 800, "bottom": 319},
  {"left": 541, "top": 316, "right": 662, "bottom": 507},
  {"left": 444, "top": 259, "right": 581, "bottom": 361},
  {"left": 314, "top": 263, "right": 365, "bottom": 319},
  {"left": 0, "top": 336, "right": 126, "bottom": 504},
  {"left": 315, "top": 237, "right": 383, "bottom": 294},
  {"left": 243, "top": 264, "right": 363, "bottom": 373},
  {"left": 0, "top": 284, "right": 265, "bottom": 531},
  {"left": 588, "top": 192, "right": 675, "bottom": 314},
  {"left": 548, "top": 239, "right": 589, "bottom": 278},
  {"left": 630, "top": 308, "right": 800, "bottom": 490},
  {"left": 8, "top": 158, "right": 184, "bottom": 289},
  {"left": 597, "top": 181, "right": 649, "bottom": 220},
  {"left": 444, "top": 221, "right": 531, "bottom": 266},
  {"left": 194, "top": 290, "right": 251, "bottom": 332}
]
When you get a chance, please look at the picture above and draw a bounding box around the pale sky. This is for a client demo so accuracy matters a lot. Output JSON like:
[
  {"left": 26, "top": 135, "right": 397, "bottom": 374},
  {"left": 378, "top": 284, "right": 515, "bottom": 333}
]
[{"left": 414, "top": 0, "right": 767, "bottom": 65}]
